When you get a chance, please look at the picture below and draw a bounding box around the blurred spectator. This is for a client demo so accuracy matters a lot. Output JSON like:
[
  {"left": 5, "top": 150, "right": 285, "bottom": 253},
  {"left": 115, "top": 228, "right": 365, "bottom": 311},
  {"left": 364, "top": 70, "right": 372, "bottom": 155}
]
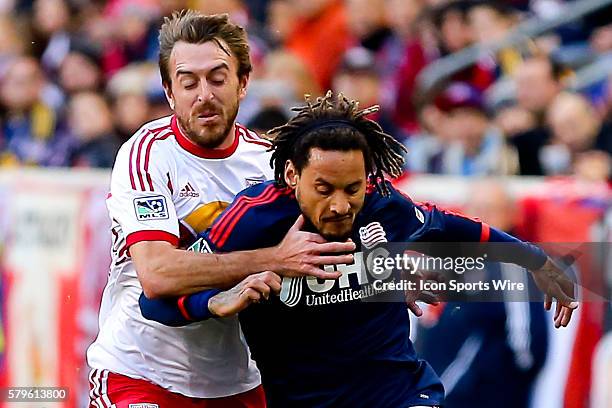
[
  {"left": 579, "top": 3, "right": 612, "bottom": 52},
  {"left": 0, "top": 56, "right": 72, "bottom": 167},
  {"left": 267, "top": 0, "right": 297, "bottom": 46},
  {"left": 284, "top": 0, "right": 350, "bottom": 90},
  {"left": 0, "top": 15, "right": 26, "bottom": 71},
  {"left": 246, "top": 106, "right": 289, "bottom": 135},
  {"left": 106, "top": 63, "right": 154, "bottom": 141},
  {"left": 515, "top": 56, "right": 564, "bottom": 119},
  {"left": 67, "top": 92, "right": 120, "bottom": 168},
  {"left": 100, "top": 0, "right": 161, "bottom": 78},
  {"left": 417, "top": 180, "right": 548, "bottom": 408},
  {"left": 345, "top": 0, "right": 391, "bottom": 53},
  {"left": 237, "top": 50, "right": 312, "bottom": 127},
  {"left": 432, "top": 0, "right": 473, "bottom": 54},
  {"left": 590, "top": 23, "right": 612, "bottom": 54},
  {"left": 468, "top": 1, "right": 522, "bottom": 76},
  {"left": 30, "top": 0, "right": 71, "bottom": 73},
  {"left": 378, "top": 0, "right": 429, "bottom": 134},
  {"left": 469, "top": 1, "right": 517, "bottom": 46},
  {"left": 405, "top": 103, "right": 449, "bottom": 173},
  {"left": 333, "top": 47, "right": 398, "bottom": 138},
  {"left": 237, "top": 48, "right": 318, "bottom": 126},
  {"left": 57, "top": 40, "right": 103, "bottom": 95},
  {"left": 333, "top": 47, "right": 379, "bottom": 105},
  {"left": 545, "top": 92, "right": 612, "bottom": 181},
  {"left": 263, "top": 50, "right": 321, "bottom": 100},
  {"left": 494, "top": 103, "right": 537, "bottom": 140},
  {"left": 147, "top": 90, "right": 173, "bottom": 123},
  {"left": 434, "top": 83, "right": 513, "bottom": 175},
  {"left": 509, "top": 55, "right": 564, "bottom": 175},
  {"left": 431, "top": 1, "right": 495, "bottom": 92}
]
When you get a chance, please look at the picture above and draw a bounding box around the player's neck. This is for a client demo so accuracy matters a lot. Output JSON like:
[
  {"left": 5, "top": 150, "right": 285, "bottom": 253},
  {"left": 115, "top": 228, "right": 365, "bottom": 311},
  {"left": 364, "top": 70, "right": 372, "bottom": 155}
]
[
  {"left": 214, "top": 123, "right": 237, "bottom": 150},
  {"left": 177, "top": 121, "right": 237, "bottom": 151}
]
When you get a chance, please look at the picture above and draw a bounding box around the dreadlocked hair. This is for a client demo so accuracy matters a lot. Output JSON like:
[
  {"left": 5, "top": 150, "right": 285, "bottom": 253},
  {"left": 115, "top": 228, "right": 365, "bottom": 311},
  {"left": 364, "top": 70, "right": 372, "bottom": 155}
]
[{"left": 267, "top": 91, "right": 406, "bottom": 196}]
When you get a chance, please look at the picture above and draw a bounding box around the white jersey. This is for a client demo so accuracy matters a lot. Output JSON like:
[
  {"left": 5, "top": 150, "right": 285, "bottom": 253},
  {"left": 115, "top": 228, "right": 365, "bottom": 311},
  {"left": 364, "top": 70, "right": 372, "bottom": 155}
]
[{"left": 87, "top": 115, "right": 273, "bottom": 398}]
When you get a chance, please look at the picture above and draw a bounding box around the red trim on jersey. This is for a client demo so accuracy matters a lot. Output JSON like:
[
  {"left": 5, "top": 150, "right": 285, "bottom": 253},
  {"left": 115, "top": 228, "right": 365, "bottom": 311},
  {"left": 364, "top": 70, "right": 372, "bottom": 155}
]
[
  {"left": 414, "top": 200, "right": 483, "bottom": 223},
  {"left": 216, "top": 189, "right": 289, "bottom": 248},
  {"left": 106, "top": 192, "right": 112, "bottom": 199},
  {"left": 126, "top": 230, "right": 179, "bottom": 248},
  {"left": 480, "top": 222, "right": 490, "bottom": 242},
  {"left": 127, "top": 122, "right": 172, "bottom": 191},
  {"left": 135, "top": 133, "right": 152, "bottom": 190},
  {"left": 128, "top": 138, "right": 137, "bottom": 189},
  {"left": 171, "top": 115, "right": 240, "bottom": 159},
  {"left": 209, "top": 184, "right": 276, "bottom": 244},
  {"left": 177, "top": 296, "right": 193, "bottom": 321},
  {"left": 166, "top": 172, "right": 173, "bottom": 194},
  {"left": 143, "top": 131, "right": 172, "bottom": 191},
  {"left": 238, "top": 124, "right": 273, "bottom": 148},
  {"left": 118, "top": 244, "right": 128, "bottom": 258},
  {"left": 242, "top": 137, "right": 273, "bottom": 148}
]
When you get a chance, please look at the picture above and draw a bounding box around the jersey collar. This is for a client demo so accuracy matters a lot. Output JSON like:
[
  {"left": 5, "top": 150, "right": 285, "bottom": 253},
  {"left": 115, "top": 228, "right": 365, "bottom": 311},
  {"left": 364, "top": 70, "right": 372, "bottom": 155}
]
[{"left": 171, "top": 115, "right": 240, "bottom": 159}]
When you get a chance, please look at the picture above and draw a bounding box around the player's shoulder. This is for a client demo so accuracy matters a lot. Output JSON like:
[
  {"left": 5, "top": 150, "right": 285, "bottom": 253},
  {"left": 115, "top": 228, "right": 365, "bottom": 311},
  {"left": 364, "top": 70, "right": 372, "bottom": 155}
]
[
  {"left": 235, "top": 123, "right": 273, "bottom": 152},
  {"left": 207, "top": 181, "right": 297, "bottom": 249},
  {"left": 364, "top": 180, "right": 416, "bottom": 213},
  {"left": 112, "top": 116, "right": 176, "bottom": 186},
  {"left": 359, "top": 181, "right": 431, "bottom": 240},
  {"left": 116, "top": 116, "right": 175, "bottom": 160},
  {"left": 228, "top": 180, "right": 295, "bottom": 213}
]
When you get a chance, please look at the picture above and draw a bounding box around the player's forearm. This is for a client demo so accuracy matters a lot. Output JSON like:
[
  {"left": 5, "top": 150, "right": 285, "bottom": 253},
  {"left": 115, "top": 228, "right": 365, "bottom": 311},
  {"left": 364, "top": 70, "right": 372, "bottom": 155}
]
[
  {"left": 424, "top": 211, "right": 547, "bottom": 270},
  {"left": 486, "top": 227, "right": 547, "bottom": 270},
  {"left": 139, "top": 290, "right": 219, "bottom": 326},
  {"left": 135, "top": 245, "right": 276, "bottom": 298}
]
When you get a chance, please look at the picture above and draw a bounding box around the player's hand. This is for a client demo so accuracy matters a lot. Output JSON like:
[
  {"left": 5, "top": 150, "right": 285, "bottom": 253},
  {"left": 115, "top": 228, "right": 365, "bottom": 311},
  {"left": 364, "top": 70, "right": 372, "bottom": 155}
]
[
  {"left": 531, "top": 257, "right": 578, "bottom": 328},
  {"left": 271, "top": 215, "right": 355, "bottom": 280},
  {"left": 402, "top": 268, "right": 444, "bottom": 317},
  {"left": 208, "top": 271, "right": 282, "bottom": 317}
]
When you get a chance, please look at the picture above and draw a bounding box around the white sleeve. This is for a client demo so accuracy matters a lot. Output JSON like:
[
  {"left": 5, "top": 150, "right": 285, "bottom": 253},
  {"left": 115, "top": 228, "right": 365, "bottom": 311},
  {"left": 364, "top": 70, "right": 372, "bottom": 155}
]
[{"left": 108, "top": 138, "right": 179, "bottom": 249}]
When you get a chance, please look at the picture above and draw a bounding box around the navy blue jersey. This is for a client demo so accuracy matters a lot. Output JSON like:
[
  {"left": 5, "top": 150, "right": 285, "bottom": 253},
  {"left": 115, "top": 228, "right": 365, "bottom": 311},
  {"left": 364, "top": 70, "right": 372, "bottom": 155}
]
[{"left": 140, "top": 180, "right": 548, "bottom": 408}]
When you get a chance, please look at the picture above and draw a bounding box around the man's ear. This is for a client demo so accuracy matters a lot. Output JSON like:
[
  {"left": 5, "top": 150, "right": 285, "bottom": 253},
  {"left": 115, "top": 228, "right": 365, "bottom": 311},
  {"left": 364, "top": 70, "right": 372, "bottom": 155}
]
[
  {"left": 284, "top": 160, "right": 298, "bottom": 188},
  {"left": 163, "top": 83, "right": 175, "bottom": 110},
  {"left": 238, "top": 73, "right": 249, "bottom": 100}
]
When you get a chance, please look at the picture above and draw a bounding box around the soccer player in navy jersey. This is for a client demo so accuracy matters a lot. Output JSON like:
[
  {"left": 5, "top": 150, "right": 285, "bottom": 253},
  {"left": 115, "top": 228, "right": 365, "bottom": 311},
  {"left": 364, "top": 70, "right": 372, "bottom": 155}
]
[{"left": 139, "top": 92, "right": 577, "bottom": 408}]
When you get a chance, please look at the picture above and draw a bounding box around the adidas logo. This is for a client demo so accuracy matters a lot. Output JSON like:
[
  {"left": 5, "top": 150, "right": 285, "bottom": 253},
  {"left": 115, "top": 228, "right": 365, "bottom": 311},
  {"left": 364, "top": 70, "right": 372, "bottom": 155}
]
[{"left": 179, "top": 182, "right": 199, "bottom": 198}]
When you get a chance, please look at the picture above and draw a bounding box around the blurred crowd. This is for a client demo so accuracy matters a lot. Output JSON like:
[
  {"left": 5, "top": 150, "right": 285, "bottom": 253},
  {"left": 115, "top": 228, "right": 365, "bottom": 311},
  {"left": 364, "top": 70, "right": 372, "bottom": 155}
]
[{"left": 0, "top": 0, "right": 611, "bottom": 180}]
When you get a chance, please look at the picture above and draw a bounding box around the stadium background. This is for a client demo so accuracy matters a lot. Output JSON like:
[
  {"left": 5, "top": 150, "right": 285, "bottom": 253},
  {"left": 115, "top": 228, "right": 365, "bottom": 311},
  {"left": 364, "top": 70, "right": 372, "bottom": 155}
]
[{"left": 0, "top": 0, "right": 610, "bottom": 407}]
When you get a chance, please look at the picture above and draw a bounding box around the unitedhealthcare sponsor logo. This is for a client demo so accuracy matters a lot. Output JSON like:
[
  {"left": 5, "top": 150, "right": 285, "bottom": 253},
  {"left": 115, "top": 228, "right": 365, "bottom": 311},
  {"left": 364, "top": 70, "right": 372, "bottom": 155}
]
[
  {"left": 281, "top": 222, "right": 391, "bottom": 307},
  {"left": 279, "top": 250, "right": 395, "bottom": 307}
]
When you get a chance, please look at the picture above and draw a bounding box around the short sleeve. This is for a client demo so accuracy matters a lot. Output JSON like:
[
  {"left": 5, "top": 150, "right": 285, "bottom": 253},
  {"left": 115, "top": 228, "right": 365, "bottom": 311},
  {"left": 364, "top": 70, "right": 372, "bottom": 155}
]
[{"left": 108, "top": 138, "right": 179, "bottom": 249}]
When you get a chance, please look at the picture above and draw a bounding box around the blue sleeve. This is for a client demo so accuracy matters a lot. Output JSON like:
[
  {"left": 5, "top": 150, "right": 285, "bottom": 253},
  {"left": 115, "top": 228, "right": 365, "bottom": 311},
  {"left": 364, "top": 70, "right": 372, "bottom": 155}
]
[
  {"left": 378, "top": 184, "right": 547, "bottom": 270},
  {"left": 139, "top": 290, "right": 220, "bottom": 326}
]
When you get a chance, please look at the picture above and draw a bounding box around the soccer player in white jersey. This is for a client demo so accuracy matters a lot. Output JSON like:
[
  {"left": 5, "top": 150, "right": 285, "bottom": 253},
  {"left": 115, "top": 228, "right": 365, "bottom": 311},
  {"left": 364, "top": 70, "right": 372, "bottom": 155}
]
[{"left": 87, "top": 10, "right": 355, "bottom": 408}]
